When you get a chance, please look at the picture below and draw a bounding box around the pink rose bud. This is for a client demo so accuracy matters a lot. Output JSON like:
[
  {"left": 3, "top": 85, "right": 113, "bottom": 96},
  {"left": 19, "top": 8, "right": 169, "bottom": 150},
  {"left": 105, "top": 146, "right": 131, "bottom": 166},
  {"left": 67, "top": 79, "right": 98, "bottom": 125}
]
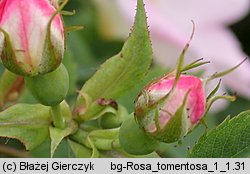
[
  {"left": 0, "top": 0, "right": 64, "bottom": 76},
  {"left": 135, "top": 74, "right": 206, "bottom": 143}
]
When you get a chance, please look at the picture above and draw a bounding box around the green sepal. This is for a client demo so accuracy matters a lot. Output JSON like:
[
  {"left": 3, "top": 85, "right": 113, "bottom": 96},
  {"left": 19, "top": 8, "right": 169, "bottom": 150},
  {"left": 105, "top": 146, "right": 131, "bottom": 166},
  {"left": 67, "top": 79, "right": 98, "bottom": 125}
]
[
  {"left": 99, "top": 104, "right": 129, "bottom": 129},
  {"left": 172, "top": 21, "right": 195, "bottom": 87},
  {"left": 79, "top": 103, "right": 114, "bottom": 121},
  {"left": 182, "top": 58, "right": 210, "bottom": 72},
  {"left": 65, "top": 26, "right": 84, "bottom": 33},
  {"left": 152, "top": 91, "right": 190, "bottom": 143},
  {"left": 39, "top": 0, "right": 69, "bottom": 75},
  {"left": 206, "top": 79, "right": 221, "bottom": 101},
  {"left": 74, "top": 92, "right": 93, "bottom": 118},
  {"left": 0, "top": 28, "right": 30, "bottom": 75},
  {"left": 202, "top": 94, "right": 236, "bottom": 119},
  {"left": 76, "top": 98, "right": 127, "bottom": 123},
  {"left": 61, "top": 10, "right": 76, "bottom": 16},
  {"left": 205, "top": 58, "right": 247, "bottom": 83},
  {"left": 0, "top": 103, "right": 52, "bottom": 150}
]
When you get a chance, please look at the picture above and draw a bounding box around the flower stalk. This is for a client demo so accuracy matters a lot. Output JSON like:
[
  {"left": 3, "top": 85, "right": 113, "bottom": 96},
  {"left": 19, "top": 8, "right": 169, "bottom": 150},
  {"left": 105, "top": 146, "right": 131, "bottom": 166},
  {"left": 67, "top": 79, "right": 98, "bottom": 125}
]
[{"left": 51, "top": 104, "right": 66, "bottom": 129}]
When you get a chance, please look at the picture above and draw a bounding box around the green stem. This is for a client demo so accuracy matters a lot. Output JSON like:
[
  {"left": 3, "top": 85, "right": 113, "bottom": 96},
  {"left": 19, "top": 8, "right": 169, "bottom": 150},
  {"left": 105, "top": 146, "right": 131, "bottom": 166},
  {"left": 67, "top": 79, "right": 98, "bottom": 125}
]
[
  {"left": 51, "top": 104, "right": 66, "bottom": 129},
  {"left": 112, "top": 139, "right": 121, "bottom": 150},
  {"left": 71, "top": 129, "right": 121, "bottom": 151},
  {"left": 70, "top": 129, "right": 89, "bottom": 145}
]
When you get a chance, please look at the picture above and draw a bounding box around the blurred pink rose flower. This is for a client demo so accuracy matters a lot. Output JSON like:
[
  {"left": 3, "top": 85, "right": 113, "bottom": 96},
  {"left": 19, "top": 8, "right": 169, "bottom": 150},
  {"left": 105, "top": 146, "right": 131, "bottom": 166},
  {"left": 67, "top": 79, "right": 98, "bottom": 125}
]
[{"left": 94, "top": 0, "right": 250, "bottom": 110}]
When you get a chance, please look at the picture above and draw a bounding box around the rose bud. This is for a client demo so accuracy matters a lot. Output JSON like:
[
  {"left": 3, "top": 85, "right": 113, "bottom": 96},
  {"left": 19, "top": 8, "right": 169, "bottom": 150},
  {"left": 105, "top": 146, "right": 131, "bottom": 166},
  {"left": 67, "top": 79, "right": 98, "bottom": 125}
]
[
  {"left": 135, "top": 74, "right": 206, "bottom": 143},
  {"left": 25, "top": 64, "right": 69, "bottom": 106},
  {"left": 133, "top": 22, "right": 242, "bottom": 144},
  {"left": 0, "top": 0, "right": 64, "bottom": 76}
]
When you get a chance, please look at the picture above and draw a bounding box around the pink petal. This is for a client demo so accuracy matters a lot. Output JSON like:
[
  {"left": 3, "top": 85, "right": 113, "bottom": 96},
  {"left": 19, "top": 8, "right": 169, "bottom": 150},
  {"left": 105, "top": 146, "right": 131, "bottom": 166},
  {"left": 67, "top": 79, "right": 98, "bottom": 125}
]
[
  {"left": 117, "top": 0, "right": 249, "bottom": 46},
  {"left": 157, "top": 0, "right": 250, "bottom": 26},
  {"left": 0, "top": 0, "right": 64, "bottom": 68},
  {"left": 148, "top": 75, "right": 206, "bottom": 124}
]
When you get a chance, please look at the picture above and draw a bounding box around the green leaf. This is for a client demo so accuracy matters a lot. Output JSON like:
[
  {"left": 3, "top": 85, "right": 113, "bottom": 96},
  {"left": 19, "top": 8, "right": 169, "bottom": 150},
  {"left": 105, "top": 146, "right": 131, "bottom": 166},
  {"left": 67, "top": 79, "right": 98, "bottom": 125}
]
[
  {"left": 30, "top": 138, "right": 73, "bottom": 157},
  {"left": 49, "top": 121, "right": 78, "bottom": 157},
  {"left": 0, "top": 104, "right": 51, "bottom": 150},
  {"left": 75, "top": 0, "right": 152, "bottom": 120},
  {"left": 189, "top": 110, "right": 250, "bottom": 157}
]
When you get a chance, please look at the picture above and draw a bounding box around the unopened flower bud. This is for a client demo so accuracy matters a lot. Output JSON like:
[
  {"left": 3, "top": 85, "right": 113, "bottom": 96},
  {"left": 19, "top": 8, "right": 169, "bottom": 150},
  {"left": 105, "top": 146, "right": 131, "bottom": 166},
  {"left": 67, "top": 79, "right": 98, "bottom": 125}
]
[
  {"left": 0, "top": 0, "right": 64, "bottom": 76},
  {"left": 135, "top": 74, "right": 206, "bottom": 143}
]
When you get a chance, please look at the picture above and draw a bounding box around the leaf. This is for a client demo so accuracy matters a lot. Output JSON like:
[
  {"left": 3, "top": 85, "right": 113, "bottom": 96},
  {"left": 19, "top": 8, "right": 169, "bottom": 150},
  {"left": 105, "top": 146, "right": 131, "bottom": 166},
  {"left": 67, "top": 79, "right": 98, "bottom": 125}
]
[
  {"left": 49, "top": 121, "right": 78, "bottom": 157},
  {"left": 0, "top": 104, "right": 51, "bottom": 150},
  {"left": 189, "top": 110, "right": 250, "bottom": 157},
  {"left": 75, "top": 0, "right": 152, "bottom": 119},
  {"left": 30, "top": 138, "right": 73, "bottom": 158}
]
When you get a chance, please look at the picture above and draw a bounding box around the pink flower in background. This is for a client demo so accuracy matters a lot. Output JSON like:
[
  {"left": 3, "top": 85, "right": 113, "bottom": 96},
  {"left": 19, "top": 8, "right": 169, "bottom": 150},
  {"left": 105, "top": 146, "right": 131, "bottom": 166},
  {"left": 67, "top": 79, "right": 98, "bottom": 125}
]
[
  {"left": 94, "top": 0, "right": 250, "bottom": 110},
  {"left": 0, "top": 0, "right": 64, "bottom": 76}
]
